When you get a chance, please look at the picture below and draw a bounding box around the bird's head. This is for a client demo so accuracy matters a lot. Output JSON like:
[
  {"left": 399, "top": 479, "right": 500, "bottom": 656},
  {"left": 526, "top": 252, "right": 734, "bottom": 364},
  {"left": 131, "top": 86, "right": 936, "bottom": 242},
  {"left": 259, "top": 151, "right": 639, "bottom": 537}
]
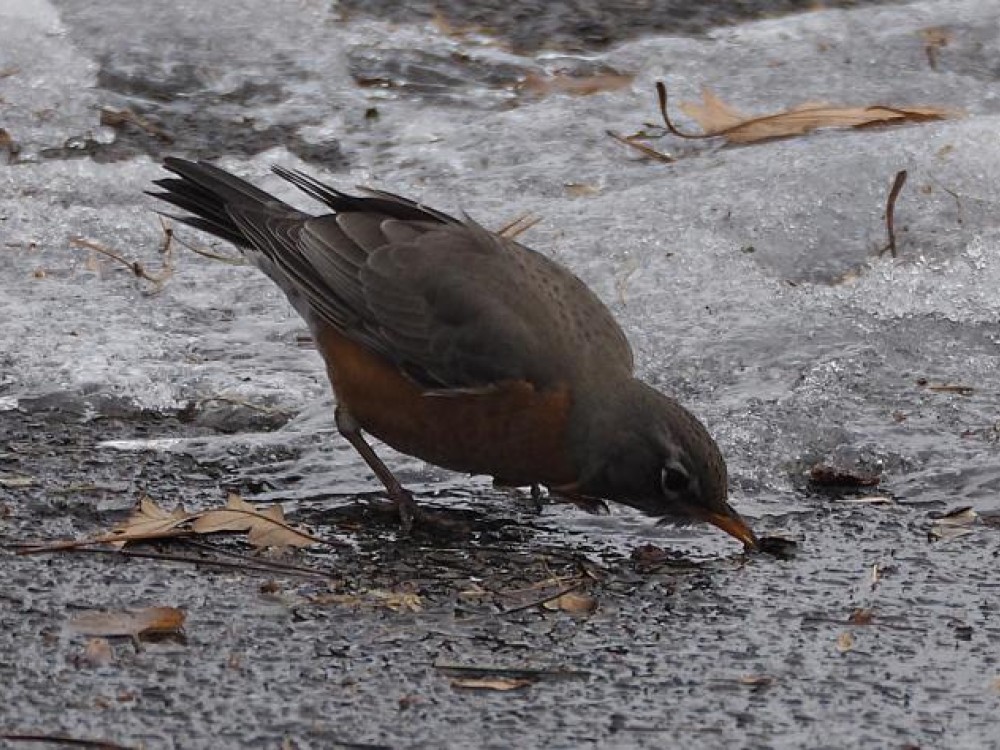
[{"left": 572, "top": 381, "right": 758, "bottom": 550}]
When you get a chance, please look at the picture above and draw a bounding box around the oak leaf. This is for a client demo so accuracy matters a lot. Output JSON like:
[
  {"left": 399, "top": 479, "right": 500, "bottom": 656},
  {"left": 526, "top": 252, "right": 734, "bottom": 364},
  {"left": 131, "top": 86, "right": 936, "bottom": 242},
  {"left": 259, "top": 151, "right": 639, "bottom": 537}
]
[{"left": 191, "top": 493, "right": 318, "bottom": 548}]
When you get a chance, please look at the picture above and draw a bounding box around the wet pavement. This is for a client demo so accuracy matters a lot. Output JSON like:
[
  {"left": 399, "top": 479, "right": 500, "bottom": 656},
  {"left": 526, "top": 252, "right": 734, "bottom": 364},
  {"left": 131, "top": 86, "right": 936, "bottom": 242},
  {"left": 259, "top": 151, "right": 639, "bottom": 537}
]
[{"left": 2, "top": 0, "right": 1000, "bottom": 748}]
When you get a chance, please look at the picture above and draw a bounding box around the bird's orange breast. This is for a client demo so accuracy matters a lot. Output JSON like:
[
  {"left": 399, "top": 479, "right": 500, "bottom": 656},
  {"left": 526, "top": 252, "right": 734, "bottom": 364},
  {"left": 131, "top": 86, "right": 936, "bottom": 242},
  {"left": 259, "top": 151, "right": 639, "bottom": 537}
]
[{"left": 314, "top": 323, "right": 579, "bottom": 487}]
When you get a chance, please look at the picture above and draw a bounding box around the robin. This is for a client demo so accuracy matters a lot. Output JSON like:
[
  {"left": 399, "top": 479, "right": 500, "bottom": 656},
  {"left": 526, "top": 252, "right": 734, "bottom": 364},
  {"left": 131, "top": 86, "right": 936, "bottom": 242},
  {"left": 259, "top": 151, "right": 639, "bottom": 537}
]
[{"left": 150, "top": 158, "right": 758, "bottom": 549}]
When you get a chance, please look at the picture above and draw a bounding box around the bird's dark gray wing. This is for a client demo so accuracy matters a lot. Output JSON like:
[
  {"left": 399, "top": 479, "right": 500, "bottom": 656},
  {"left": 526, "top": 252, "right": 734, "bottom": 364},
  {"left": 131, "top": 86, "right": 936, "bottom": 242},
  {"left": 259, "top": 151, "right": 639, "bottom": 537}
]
[
  {"left": 288, "top": 213, "right": 634, "bottom": 389},
  {"left": 152, "top": 159, "right": 633, "bottom": 390}
]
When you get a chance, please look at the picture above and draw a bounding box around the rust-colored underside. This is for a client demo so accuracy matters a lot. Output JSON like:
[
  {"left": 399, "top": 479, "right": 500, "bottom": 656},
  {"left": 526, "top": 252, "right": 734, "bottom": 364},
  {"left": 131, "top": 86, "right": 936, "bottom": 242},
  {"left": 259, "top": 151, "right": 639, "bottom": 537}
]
[{"left": 315, "top": 323, "right": 579, "bottom": 488}]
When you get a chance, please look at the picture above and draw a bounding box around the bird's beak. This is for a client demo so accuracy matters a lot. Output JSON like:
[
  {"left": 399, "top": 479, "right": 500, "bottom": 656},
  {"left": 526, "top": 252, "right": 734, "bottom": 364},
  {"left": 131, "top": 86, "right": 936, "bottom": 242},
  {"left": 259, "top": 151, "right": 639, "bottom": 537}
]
[{"left": 704, "top": 504, "right": 759, "bottom": 551}]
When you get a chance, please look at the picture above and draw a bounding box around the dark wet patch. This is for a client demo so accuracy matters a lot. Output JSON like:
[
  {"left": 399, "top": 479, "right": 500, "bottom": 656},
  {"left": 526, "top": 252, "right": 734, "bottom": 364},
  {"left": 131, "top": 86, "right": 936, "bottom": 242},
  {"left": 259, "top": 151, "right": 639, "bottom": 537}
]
[{"left": 337, "top": 0, "right": 899, "bottom": 54}]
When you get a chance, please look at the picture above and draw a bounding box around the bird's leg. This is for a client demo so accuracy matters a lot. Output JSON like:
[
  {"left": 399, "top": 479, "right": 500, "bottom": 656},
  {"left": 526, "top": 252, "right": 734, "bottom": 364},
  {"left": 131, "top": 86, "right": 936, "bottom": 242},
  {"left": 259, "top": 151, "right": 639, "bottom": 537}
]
[{"left": 335, "top": 406, "right": 418, "bottom": 534}]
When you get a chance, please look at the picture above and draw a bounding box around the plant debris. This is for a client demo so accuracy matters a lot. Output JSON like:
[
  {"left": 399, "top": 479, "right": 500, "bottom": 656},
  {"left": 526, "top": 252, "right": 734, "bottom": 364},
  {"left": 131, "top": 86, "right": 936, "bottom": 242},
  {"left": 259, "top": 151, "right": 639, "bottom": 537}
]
[
  {"left": 919, "top": 27, "right": 952, "bottom": 70},
  {"left": 17, "top": 493, "right": 336, "bottom": 555},
  {"left": 520, "top": 71, "right": 634, "bottom": 97},
  {"left": 70, "top": 216, "right": 175, "bottom": 293},
  {"left": 450, "top": 677, "right": 534, "bottom": 691},
  {"left": 99, "top": 106, "right": 174, "bottom": 143},
  {"left": 808, "top": 463, "right": 881, "bottom": 488},
  {"left": 929, "top": 506, "right": 977, "bottom": 542},
  {"left": 69, "top": 606, "right": 185, "bottom": 640},
  {"left": 836, "top": 631, "right": 855, "bottom": 653},
  {"left": 879, "top": 169, "right": 908, "bottom": 258},
  {"left": 653, "top": 81, "right": 954, "bottom": 145},
  {"left": 916, "top": 378, "right": 975, "bottom": 395},
  {"left": 541, "top": 590, "right": 598, "bottom": 615},
  {"left": 656, "top": 82, "right": 958, "bottom": 143}
]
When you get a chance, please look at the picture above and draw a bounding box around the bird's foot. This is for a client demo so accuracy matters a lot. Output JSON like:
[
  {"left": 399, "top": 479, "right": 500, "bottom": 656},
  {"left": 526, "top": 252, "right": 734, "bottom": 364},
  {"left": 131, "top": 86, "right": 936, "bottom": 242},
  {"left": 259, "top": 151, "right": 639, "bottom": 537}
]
[{"left": 388, "top": 488, "right": 469, "bottom": 537}]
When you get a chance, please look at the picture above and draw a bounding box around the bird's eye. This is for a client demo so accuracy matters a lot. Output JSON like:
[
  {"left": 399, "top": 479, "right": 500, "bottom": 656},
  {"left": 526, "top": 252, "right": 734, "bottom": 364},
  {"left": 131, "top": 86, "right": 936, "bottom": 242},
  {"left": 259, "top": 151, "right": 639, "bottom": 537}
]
[{"left": 661, "top": 465, "right": 689, "bottom": 494}]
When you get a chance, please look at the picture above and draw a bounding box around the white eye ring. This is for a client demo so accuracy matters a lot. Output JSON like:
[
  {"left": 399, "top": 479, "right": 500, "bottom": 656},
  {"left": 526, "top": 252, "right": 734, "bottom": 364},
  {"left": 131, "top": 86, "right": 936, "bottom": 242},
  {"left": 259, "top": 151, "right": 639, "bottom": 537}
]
[{"left": 661, "top": 465, "right": 689, "bottom": 493}]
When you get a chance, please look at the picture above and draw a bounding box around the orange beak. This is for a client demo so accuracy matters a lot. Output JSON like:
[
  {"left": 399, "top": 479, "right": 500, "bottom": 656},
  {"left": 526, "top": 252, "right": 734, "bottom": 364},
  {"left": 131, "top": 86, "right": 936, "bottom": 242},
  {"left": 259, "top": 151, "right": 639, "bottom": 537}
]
[{"left": 704, "top": 507, "right": 759, "bottom": 550}]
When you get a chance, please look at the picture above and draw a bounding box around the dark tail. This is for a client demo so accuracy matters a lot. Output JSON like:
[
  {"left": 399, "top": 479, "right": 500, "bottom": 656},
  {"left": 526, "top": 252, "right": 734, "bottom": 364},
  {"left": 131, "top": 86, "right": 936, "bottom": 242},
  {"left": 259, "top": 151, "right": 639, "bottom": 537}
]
[{"left": 147, "top": 157, "right": 296, "bottom": 248}]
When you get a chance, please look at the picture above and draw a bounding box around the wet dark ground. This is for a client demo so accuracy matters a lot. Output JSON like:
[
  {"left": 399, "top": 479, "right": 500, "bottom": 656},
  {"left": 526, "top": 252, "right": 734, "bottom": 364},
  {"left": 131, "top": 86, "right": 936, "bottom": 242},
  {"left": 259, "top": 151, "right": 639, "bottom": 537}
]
[
  {"left": 337, "top": 0, "right": 898, "bottom": 53},
  {"left": 3, "top": 398, "right": 999, "bottom": 749}
]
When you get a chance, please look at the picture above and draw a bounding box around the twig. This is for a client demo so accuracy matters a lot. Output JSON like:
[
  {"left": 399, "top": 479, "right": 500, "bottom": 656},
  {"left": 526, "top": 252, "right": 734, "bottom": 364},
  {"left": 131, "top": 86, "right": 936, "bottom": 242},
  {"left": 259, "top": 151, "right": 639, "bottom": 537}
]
[
  {"left": 0, "top": 733, "right": 137, "bottom": 750},
  {"left": 172, "top": 231, "right": 247, "bottom": 265},
  {"left": 69, "top": 229, "right": 174, "bottom": 293},
  {"left": 179, "top": 538, "right": 341, "bottom": 575},
  {"left": 434, "top": 663, "right": 590, "bottom": 679},
  {"left": 99, "top": 106, "right": 174, "bottom": 143},
  {"left": 656, "top": 81, "right": 704, "bottom": 140},
  {"left": 879, "top": 169, "right": 908, "bottom": 257},
  {"left": 606, "top": 129, "right": 675, "bottom": 162},
  {"left": 12, "top": 545, "right": 334, "bottom": 578},
  {"left": 497, "top": 213, "right": 542, "bottom": 239}
]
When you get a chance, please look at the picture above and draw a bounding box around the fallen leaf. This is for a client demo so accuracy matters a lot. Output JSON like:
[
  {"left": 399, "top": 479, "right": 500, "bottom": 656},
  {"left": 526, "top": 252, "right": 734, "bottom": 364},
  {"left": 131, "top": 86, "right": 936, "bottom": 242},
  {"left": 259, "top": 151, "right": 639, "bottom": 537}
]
[
  {"left": 521, "top": 71, "right": 634, "bottom": 97},
  {"left": 836, "top": 631, "right": 855, "bottom": 653},
  {"left": 451, "top": 677, "right": 534, "bottom": 691},
  {"left": 542, "top": 591, "right": 597, "bottom": 615},
  {"left": 191, "top": 493, "right": 317, "bottom": 548},
  {"left": 676, "top": 88, "right": 953, "bottom": 144},
  {"left": 69, "top": 606, "right": 185, "bottom": 639},
  {"left": 108, "top": 495, "right": 190, "bottom": 545},
  {"left": 929, "top": 506, "right": 978, "bottom": 542}
]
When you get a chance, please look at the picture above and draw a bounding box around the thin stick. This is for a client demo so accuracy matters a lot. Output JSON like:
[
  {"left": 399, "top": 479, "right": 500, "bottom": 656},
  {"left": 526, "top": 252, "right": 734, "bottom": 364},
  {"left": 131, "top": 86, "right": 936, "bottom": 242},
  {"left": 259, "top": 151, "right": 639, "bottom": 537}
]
[
  {"left": 14, "top": 545, "right": 333, "bottom": 578},
  {"left": 172, "top": 231, "right": 247, "bottom": 265},
  {"left": 497, "top": 213, "right": 542, "bottom": 239},
  {"left": 656, "top": 81, "right": 703, "bottom": 139},
  {"left": 879, "top": 169, "right": 908, "bottom": 257},
  {"left": 606, "top": 130, "right": 674, "bottom": 163}
]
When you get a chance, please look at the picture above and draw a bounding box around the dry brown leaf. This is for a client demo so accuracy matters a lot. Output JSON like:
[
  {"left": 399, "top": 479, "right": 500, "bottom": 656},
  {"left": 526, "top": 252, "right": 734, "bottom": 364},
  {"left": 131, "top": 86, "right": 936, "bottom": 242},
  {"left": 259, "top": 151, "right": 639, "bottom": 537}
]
[
  {"left": 521, "top": 71, "right": 634, "bottom": 97},
  {"left": 678, "top": 88, "right": 746, "bottom": 132},
  {"left": 836, "top": 631, "right": 855, "bottom": 653},
  {"left": 675, "top": 87, "right": 953, "bottom": 144},
  {"left": 451, "top": 677, "right": 533, "bottom": 691},
  {"left": 542, "top": 591, "right": 598, "bottom": 615},
  {"left": 69, "top": 606, "right": 185, "bottom": 638},
  {"left": 191, "top": 493, "right": 317, "bottom": 548},
  {"left": 107, "top": 495, "right": 190, "bottom": 545}
]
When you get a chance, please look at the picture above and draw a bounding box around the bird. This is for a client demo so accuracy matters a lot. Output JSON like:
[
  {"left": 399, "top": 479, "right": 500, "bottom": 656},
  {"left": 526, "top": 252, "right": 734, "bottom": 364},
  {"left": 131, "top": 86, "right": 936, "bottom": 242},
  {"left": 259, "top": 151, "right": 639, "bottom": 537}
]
[{"left": 149, "top": 157, "right": 758, "bottom": 549}]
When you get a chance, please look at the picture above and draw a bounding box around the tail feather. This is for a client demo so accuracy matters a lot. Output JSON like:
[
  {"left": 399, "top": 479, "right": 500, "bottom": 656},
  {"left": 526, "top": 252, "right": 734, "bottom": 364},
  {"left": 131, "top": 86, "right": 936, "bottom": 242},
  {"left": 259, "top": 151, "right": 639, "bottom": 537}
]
[{"left": 147, "top": 158, "right": 299, "bottom": 249}]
